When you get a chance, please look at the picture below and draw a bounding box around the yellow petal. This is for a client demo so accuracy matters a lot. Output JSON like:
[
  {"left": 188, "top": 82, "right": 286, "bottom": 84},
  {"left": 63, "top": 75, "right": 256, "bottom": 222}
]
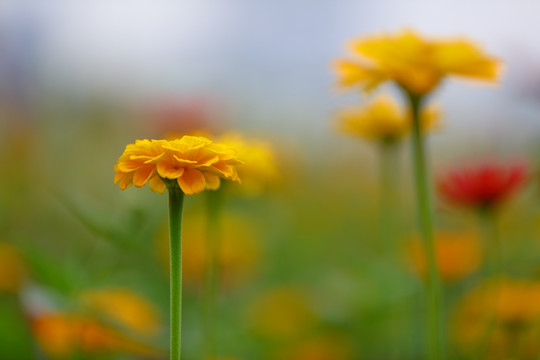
[
  {"left": 156, "top": 161, "right": 185, "bottom": 179},
  {"left": 133, "top": 166, "right": 155, "bottom": 187},
  {"left": 204, "top": 174, "right": 221, "bottom": 190},
  {"left": 148, "top": 176, "right": 166, "bottom": 194},
  {"left": 178, "top": 168, "right": 206, "bottom": 195},
  {"left": 333, "top": 59, "right": 386, "bottom": 92}
]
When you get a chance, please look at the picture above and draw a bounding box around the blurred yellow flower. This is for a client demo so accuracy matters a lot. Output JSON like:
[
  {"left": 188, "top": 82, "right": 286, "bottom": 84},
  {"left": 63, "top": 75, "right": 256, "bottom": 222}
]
[
  {"left": 32, "top": 313, "right": 160, "bottom": 359},
  {"left": 0, "top": 242, "right": 27, "bottom": 293},
  {"left": 453, "top": 279, "right": 540, "bottom": 359},
  {"left": 407, "top": 231, "right": 482, "bottom": 283},
  {"left": 80, "top": 288, "right": 161, "bottom": 337},
  {"left": 113, "top": 135, "right": 241, "bottom": 195},
  {"left": 337, "top": 94, "right": 439, "bottom": 142},
  {"left": 334, "top": 30, "right": 502, "bottom": 95},
  {"left": 276, "top": 334, "right": 353, "bottom": 360},
  {"left": 247, "top": 287, "right": 316, "bottom": 340},
  {"left": 218, "top": 132, "right": 279, "bottom": 196},
  {"left": 156, "top": 213, "right": 260, "bottom": 288}
]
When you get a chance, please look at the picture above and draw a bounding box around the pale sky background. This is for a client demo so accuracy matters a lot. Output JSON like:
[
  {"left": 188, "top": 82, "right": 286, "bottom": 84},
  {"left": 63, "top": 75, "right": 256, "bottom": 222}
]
[{"left": 1, "top": 0, "right": 540, "bottom": 149}]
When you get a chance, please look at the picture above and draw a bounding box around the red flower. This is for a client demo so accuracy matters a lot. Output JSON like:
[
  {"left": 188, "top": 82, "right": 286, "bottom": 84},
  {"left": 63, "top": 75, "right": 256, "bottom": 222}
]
[{"left": 437, "top": 161, "right": 527, "bottom": 209}]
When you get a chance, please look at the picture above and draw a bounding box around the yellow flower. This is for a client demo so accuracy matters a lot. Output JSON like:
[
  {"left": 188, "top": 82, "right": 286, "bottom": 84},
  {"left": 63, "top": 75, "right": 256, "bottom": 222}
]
[
  {"left": 453, "top": 279, "right": 540, "bottom": 359},
  {"left": 247, "top": 287, "right": 316, "bottom": 339},
  {"left": 334, "top": 30, "right": 502, "bottom": 95},
  {"left": 113, "top": 135, "right": 241, "bottom": 195},
  {"left": 338, "top": 94, "right": 439, "bottom": 142},
  {"left": 32, "top": 313, "right": 160, "bottom": 358},
  {"left": 218, "top": 132, "right": 279, "bottom": 196},
  {"left": 79, "top": 289, "right": 161, "bottom": 337},
  {"left": 156, "top": 213, "right": 260, "bottom": 288},
  {"left": 0, "top": 242, "right": 26, "bottom": 293},
  {"left": 407, "top": 231, "right": 482, "bottom": 283}
]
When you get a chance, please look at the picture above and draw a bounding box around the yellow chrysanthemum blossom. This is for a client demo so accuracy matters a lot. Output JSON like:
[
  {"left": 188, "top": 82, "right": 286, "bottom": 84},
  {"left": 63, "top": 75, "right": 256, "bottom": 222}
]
[
  {"left": 0, "top": 242, "right": 27, "bottom": 293},
  {"left": 218, "top": 133, "right": 279, "bottom": 196},
  {"left": 80, "top": 289, "right": 161, "bottom": 337},
  {"left": 338, "top": 94, "right": 439, "bottom": 142},
  {"left": 334, "top": 30, "right": 502, "bottom": 95},
  {"left": 32, "top": 314, "right": 160, "bottom": 358},
  {"left": 113, "top": 136, "right": 241, "bottom": 195},
  {"left": 156, "top": 213, "right": 260, "bottom": 288},
  {"left": 453, "top": 279, "right": 540, "bottom": 359},
  {"left": 407, "top": 231, "right": 482, "bottom": 283}
]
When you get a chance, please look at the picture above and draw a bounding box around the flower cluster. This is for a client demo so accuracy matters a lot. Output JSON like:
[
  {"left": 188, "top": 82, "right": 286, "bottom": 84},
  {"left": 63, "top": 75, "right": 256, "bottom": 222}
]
[
  {"left": 337, "top": 94, "right": 439, "bottom": 143},
  {"left": 113, "top": 135, "right": 242, "bottom": 195},
  {"left": 334, "top": 30, "right": 501, "bottom": 95}
]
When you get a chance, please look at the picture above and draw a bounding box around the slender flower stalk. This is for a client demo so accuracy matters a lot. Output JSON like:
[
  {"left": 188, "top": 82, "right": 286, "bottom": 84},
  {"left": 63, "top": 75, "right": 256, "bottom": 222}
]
[
  {"left": 408, "top": 92, "right": 444, "bottom": 360},
  {"left": 167, "top": 182, "right": 185, "bottom": 360},
  {"left": 113, "top": 136, "right": 242, "bottom": 360}
]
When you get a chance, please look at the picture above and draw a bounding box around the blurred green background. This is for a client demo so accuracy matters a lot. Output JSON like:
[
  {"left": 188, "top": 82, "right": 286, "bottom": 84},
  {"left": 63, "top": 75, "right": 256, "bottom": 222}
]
[{"left": 2, "top": 1, "right": 540, "bottom": 359}]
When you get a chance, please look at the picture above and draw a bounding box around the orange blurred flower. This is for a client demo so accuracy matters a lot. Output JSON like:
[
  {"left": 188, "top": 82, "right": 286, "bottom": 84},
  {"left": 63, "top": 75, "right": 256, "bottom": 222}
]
[
  {"left": 113, "top": 136, "right": 241, "bottom": 195},
  {"left": 157, "top": 213, "right": 260, "bottom": 288},
  {"left": 32, "top": 314, "right": 160, "bottom": 359},
  {"left": 407, "top": 231, "right": 483, "bottom": 282},
  {"left": 79, "top": 288, "right": 161, "bottom": 337},
  {"left": 0, "top": 242, "right": 27, "bottom": 293},
  {"left": 247, "top": 287, "right": 316, "bottom": 340},
  {"left": 453, "top": 279, "right": 540, "bottom": 359},
  {"left": 334, "top": 29, "right": 502, "bottom": 95},
  {"left": 337, "top": 94, "right": 439, "bottom": 143}
]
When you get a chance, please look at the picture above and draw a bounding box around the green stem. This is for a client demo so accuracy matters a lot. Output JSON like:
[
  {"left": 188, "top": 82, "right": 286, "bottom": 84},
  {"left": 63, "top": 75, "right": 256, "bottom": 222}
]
[
  {"left": 203, "top": 189, "right": 223, "bottom": 359},
  {"left": 408, "top": 92, "right": 445, "bottom": 360},
  {"left": 168, "top": 185, "right": 185, "bottom": 360}
]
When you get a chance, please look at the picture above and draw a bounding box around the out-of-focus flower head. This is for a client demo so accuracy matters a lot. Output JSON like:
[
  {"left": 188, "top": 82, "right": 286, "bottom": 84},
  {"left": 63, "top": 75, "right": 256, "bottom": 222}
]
[
  {"left": 407, "top": 231, "right": 482, "bottom": 283},
  {"left": 453, "top": 279, "right": 540, "bottom": 359},
  {"left": 276, "top": 334, "right": 353, "bottom": 360},
  {"left": 337, "top": 94, "right": 439, "bottom": 143},
  {"left": 0, "top": 242, "right": 27, "bottom": 294},
  {"left": 113, "top": 136, "right": 242, "bottom": 195},
  {"left": 218, "top": 132, "right": 279, "bottom": 196},
  {"left": 32, "top": 313, "right": 160, "bottom": 359},
  {"left": 334, "top": 29, "right": 502, "bottom": 96},
  {"left": 79, "top": 288, "right": 161, "bottom": 337},
  {"left": 156, "top": 212, "right": 260, "bottom": 289},
  {"left": 438, "top": 161, "right": 527, "bottom": 210},
  {"left": 147, "top": 96, "right": 224, "bottom": 138},
  {"left": 247, "top": 287, "right": 316, "bottom": 340}
]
